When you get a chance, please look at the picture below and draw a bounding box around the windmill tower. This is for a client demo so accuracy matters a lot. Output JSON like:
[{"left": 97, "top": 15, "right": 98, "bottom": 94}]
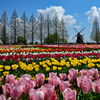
[{"left": 72, "top": 27, "right": 85, "bottom": 44}]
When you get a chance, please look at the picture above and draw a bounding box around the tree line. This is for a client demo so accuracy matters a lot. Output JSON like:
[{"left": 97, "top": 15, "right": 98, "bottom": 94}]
[{"left": 0, "top": 9, "right": 69, "bottom": 45}]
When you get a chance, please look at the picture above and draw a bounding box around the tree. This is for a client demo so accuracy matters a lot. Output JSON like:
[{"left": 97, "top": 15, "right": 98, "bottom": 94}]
[
  {"left": 90, "top": 16, "right": 100, "bottom": 43},
  {"left": 44, "top": 14, "right": 52, "bottom": 44},
  {"left": 59, "top": 17, "right": 69, "bottom": 43},
  {"left": 9, "top": 9, "right": 19, "bottom": 44},
  {"left": 29, "top": 13, "right": 36, "bottom": 45},
  {"left": 17, "top": 36, "right": 25, "bottom": 44},
  {"left": 44, "top": 33, "right": 60, "bottom": 44},
  {"left": 52, "top": 12, "right": 59, "bottom": 43},
  {"left": 36, "top": 13, "right": 45, "bottom": 45},
  {"left": 21, "top": 11, "right": 28, "bottom": 44},
  {"left": 0, "top": 11, "right": 8, "bottom": 45}
]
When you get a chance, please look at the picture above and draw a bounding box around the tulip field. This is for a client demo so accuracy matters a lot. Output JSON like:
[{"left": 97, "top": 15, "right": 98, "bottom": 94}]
[{"left": 1, "top": 44, "right": 100, "bottom": 100}]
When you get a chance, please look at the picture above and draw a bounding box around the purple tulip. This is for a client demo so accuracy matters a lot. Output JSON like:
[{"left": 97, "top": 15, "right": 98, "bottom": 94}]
[{"left": 62, "top": 88, "right": 76, "bottom": 100}]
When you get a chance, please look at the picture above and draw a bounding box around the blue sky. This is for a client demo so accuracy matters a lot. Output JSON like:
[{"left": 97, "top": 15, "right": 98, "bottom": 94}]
[{"left": 0, "top": 0, "right": 100, "bottom": 42}]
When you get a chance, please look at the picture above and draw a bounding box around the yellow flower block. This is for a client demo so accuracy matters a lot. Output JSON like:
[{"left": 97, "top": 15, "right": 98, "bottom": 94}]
[
  {"left": 3, "top": 71, "right": 9, "bottom": 76},
  {"left": 5, "top": 65, "right": 11, "bottom": 70},
  {"left": 32, "top": 62, "right": 36, "bottom": 65},
  {"left": 53, "top": 66, "right": 57, "bottom": 70},
  {"left": 35, "top": 68, "right": 39, "bottom": 72},
  {"left": 12, "top": 64, "right": 19, "bottom": 70},
  {"left": 43, "top": 64, "right": 47, "bottom": 68},
  {"left": 0, "top": 65, "right": 4, "bottom": 69},
  {"left": 0, "top": 69, "right": 3, "bottom": 71},
  {"left": 48, "top": 63, "right": 52, "bottom": 66},
  {"left": 32, "top": 76, "right": 35, "bottom": 80},
  {"left": 45, "top": 67, "right": 50, "bottom": 71},
  {"left": 45, "top": 77, "right": 48, "bottom": 81},
  {"left": 58, "top": 67, "right": 62, "bottom": 70},
  {"left": 66, "top": 62, "right": 71, "bottom": 67},
  {"left": 1, "top": 75, "right": 4, "bottom": 79}
]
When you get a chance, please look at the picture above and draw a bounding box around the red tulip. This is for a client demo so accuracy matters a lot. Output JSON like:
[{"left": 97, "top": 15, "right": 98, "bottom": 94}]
[{"left": 49, "top": 72, "right": 57, "bottom": 78}]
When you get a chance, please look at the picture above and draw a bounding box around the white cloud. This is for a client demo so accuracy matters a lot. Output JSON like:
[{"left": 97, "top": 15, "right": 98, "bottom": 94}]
[
  {"left": 73, "top": 25, "right": 80, "bottom": 29},
  {"left": 89, "top": 29, "right": 92, "bottom": 31},
  {"left": 37, "top": 6, "right": 76, "bottom": 27},
  {"left": 85, "top": 6, "right": 100, "bottom": 24}
]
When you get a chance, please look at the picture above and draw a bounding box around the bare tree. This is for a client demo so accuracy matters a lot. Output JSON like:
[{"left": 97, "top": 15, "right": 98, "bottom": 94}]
[
  {"left": 9, "top": 9, "right": 20, "bottom": 44},
  {"left": 21, "top": 11, "right": 28, "bottom": 44},
  {"left": 29, "top": 13, "right": 36, "bottom": 45},
  {"left": 60, "top": 17, "right": 69, "bottom": 43},
  {"left": 90, "top": 16, "right": 100, "bottom": 43},
  {"left": 52, "top": 12, "right": 59, "bottom": 43},
  {"left": 44, "top": 14, "right": 52, "bottom": 44},
  {"left": 0, "top": 11, "right": 8, "bottom": 45},
  {"left": 36, "top": 13, "right": 45, "bottom": 45}
]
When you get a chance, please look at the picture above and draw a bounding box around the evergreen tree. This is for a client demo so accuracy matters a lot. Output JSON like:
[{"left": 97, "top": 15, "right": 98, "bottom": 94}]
[{"left": 90, "top": 16, "right": 100, "bottom": 43}]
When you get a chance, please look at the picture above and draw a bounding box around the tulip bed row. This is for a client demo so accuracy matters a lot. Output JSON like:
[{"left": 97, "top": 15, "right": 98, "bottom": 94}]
[
  {"left": 1, "top": 68, "right": 100, "bottom": 100},
  {"left": 0, "top": 45, "right": 100, "bottom": 100}
]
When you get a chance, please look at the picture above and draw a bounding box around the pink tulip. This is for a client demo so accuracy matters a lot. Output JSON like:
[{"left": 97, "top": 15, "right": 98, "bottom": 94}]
[
  {"left": 67, "top": 68, "right": 78, "bottom": 82},
  {"left": 38, "top": 84, "right": 55, "bottom": 100},
  {"left": 62, "top": 88, "right": 76, "bottom": 100},
  {"left": 77, "top": 76, "right": 92, "bottom": 88},
  {"left": 29, "top": 89, "right": 44, "bottom": 100},
  {"left": 50, "top": 91, "right": 57, "bottom": 100},
  {"left": 20, "top": 74, "right": 32, "bottom": 80},
  {"left": 81, "top": 77, "right": 92, "bottom": 94},
  {"left": 2, "top": 83, "right": 13, "bottom": 96},
  {"left": 0, "top": 78, "right": 2, "bottom": 82},
  {"left": 59, "top": 80, "right": 71, "bottom": 92},
  {"left": 80, "top": 69, "right": 88, "bottom": 76},
  {"left": 59, "top": 73, "right": 66, "bottom": 80},
  {"left": 89, "top": 68, "right": 99, "bottom": 80},
  {"left": 6, "top": 74, "right": 16, "bottom": 84},
  {"left": 34, "top": 73, "right": 45, "bottom": 87},
  {"left": 49, "top": 72, "right": 57, "bottom": 77},
  {"left": 0, "top": 94, "right": 6, "bottom": 100},
  {"left": 48, "top": 76, "right": 60, "bottom": 87},
  {"left": 10, "top": 85, "right": 24, "bottom": 100},
  {"left": 92, "top": 81, "right": 100, "bottom": 93}
]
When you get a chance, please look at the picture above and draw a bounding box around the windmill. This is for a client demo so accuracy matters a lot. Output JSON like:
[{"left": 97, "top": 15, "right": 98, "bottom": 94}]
[{"left": 72, "top": 27, "right": 85, "bottom": 44}]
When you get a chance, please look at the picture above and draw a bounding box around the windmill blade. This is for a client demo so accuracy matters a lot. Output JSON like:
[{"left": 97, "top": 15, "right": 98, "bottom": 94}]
[
  {"left": 72, "top": 34, "right": 77, "bottom": 40},
  {"left": 73, "top": 28, "right": 78, "bottom": 33},
  {"left": 79, "top": 27, "right": 85, "bottom": 33}
]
